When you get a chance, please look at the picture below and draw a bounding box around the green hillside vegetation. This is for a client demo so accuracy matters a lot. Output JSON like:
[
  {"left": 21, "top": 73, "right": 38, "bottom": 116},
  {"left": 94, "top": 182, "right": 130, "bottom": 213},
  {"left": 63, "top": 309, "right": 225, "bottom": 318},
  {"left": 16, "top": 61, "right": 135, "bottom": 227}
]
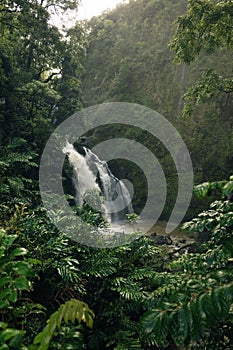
[
  {"left": 82, "top": 0, "right": 233, "bottom": 218},
  {"left": 0, "top": 0, "right": 232, "bottom": 349}
]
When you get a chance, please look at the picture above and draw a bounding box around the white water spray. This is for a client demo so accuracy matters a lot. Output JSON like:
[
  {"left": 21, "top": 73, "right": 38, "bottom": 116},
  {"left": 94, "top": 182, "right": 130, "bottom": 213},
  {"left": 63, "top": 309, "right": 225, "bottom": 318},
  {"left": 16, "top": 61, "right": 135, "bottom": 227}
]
[
  {"left": 63, "top": 143, "right": 100, "bottom": 206},
  {"left": 63, "top": 143, "right": 133, "bottom": 222}
]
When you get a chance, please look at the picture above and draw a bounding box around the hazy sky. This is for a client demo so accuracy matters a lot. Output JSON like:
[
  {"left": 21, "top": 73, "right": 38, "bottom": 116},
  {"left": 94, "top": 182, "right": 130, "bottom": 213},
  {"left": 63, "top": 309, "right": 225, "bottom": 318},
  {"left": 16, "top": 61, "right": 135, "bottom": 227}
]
[
  {"left": 50, "top": 0, "right": 126, "bottom": 28},
  {"left": 78, "top": 0, "right": 126, "bottom": 20}
]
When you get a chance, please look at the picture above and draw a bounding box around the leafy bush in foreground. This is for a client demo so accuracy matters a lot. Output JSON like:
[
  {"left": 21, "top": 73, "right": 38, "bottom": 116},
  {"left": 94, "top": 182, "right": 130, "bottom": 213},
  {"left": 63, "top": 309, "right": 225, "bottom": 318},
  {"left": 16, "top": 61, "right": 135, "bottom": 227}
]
[{"left": 140, "top": 176, "right": 233, "bottom": 349}]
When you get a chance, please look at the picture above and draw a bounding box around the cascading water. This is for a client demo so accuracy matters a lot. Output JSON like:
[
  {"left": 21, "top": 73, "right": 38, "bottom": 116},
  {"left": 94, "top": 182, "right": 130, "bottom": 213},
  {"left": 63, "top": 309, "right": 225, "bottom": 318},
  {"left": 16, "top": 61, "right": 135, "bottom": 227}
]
[
  {"left": 84, "top": 147, "right": 133, "bottom": 222},
  {"left": 63, "top": 143, "right": 100, "bottom": 206},
  {"left": 63, "top": 143, "right": 133, "bottom": 223}
]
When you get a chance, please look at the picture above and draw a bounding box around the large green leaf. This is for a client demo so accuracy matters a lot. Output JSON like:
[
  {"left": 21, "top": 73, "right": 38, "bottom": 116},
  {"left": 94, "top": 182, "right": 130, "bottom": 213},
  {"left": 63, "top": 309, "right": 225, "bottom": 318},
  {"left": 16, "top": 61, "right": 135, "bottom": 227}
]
[
  {"left": 13, "top": 261, "right": 31, "bottom": 275},
  {"left": 33, "top": 299, "right": 94, "bottom": 350},
  {"left": 0, "top": 328, "right": 24, "bottom": 343},
  {"left": 10, "top": 248, "right": 27, "bottom": 259},
  {"left": 13, "top": 276, "right": 31, "bottom": 290}
]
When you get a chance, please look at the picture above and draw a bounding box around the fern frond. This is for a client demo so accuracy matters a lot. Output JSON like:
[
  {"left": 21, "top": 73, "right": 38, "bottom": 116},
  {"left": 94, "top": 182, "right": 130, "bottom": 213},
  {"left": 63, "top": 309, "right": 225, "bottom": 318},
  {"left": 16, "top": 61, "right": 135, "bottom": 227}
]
[
  {"left": 33, "top": 299, "right": 94, "bottom": 350},
  {"left": 57, "top": 263, "right": 81, "bottom": 283},
  {"left": 86, "top": 255, "right": 118, "bottom": 277},
  {"left": 130, "top": 267, "right": 157, "bottom": 281},
  {"left": 140, "top": 282, "right": 233, "bottom": 347}
]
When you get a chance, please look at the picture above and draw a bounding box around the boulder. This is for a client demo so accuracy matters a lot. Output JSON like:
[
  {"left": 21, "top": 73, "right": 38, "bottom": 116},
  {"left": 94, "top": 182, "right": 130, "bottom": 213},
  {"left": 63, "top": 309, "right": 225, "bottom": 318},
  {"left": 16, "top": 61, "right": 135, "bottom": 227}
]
[{"left": 150, "top": 233, "right": 173, "bottom": 245}]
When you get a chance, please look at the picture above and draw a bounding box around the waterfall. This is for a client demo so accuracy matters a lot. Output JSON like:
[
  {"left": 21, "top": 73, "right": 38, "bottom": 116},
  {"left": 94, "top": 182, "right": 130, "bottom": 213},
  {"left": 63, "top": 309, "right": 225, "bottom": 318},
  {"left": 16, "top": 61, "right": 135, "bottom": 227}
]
[
  {"left": 63, "top": 143, "right": 133, "bottom": 222},
  {"left": 63, "top": 143, "right": 100, "bottom": 206},
  {"left": 84, "top": 147, "right": 133, "bottom": 222}
]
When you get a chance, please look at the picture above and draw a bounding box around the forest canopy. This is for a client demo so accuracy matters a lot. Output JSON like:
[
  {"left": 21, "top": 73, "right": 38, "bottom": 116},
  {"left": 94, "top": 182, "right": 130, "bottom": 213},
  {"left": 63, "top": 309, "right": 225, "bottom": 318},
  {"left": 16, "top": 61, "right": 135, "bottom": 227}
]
[{"left": 0, "top": 0, "right": 232, "bottom": 349}]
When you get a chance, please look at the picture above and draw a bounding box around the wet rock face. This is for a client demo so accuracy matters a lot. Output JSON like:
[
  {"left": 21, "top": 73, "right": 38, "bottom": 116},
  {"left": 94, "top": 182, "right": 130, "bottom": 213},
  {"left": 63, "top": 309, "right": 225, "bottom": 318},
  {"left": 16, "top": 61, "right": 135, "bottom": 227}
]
[
  {"left": 149, "top": 231, "right": 197, "bottom": 257},
  {"left": 187, "top": 243, "right": 199, "bottom": 253},
  {"left": 150, "top": 233, "right": 173, "bottom": 245}
]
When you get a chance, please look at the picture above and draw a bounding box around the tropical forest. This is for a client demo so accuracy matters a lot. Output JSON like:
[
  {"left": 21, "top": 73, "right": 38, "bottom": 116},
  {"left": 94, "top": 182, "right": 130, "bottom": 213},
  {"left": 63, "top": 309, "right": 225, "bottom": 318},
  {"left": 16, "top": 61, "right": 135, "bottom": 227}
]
[{"left": 0, "top": 0, "right": 233, "bottom": 349}]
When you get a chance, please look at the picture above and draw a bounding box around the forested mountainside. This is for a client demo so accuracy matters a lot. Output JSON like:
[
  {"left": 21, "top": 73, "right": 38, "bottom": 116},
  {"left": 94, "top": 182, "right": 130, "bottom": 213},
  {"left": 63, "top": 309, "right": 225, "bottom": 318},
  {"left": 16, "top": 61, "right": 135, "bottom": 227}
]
[
  {"left": 82, "top": 0, "right": 233, "bottom": 188},
  {"left": 0, "top": 0, "right": 233, "bottom": 349},
  {"left": 0, "top": 0, "right": 85, "bottom": 153}
]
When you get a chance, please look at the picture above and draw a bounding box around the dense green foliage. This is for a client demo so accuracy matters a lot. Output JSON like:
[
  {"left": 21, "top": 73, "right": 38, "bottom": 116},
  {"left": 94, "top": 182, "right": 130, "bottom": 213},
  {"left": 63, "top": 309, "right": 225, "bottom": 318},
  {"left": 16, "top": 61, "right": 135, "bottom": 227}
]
[
  {"left": 170, "top": 0, "right": 233, "bottom": 185},
  {"left": 0, "top": 0, "right": 85, "bottom": 147},
  {"left": 32, "top": 299, "right": 94, "bottom": 350},
  {"left": 82, "top": 0, "right": 186, "bottom": 112},
  {"left": 140, "top": 177, "right": 233, "bottom": 348},
  {"left": 0, "top": 0, "right": 232, "bottom": 349},
  {"left": 81, "top": 0, "right": 233, "bottom": 218},
  {"left": 0, "top": 176, "right": 233, "bottom": 349},
  {"left": 0, "top": 0, "right": 86, "bottom": 214}
]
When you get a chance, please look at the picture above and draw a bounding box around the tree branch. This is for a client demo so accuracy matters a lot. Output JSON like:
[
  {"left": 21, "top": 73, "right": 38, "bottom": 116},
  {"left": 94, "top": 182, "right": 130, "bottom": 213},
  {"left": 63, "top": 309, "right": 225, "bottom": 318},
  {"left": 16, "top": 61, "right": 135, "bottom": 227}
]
[{"left": 43, "top": 72, "right": 61, "bottom": 83}]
